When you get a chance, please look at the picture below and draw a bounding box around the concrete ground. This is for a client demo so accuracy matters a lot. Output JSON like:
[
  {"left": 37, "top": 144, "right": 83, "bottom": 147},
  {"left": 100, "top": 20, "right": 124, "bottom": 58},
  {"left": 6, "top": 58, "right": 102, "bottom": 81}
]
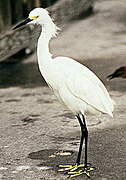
[{"left": 0, "top": 0, "right": 126, "bottom": 179}]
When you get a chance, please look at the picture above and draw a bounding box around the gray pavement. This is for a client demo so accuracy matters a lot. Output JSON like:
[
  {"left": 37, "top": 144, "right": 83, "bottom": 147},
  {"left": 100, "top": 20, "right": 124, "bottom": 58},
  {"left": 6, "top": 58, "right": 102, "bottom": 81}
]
[{"left": 0, "top": 0, "right": 126, "bottom": 179}]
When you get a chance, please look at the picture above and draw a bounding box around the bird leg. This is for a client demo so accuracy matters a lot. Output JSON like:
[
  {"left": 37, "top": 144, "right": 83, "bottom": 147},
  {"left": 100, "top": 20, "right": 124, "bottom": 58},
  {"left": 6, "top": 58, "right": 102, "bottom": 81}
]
[
  {"left": 58, "top": 114, "right": 95, "bottom": 178},
  {"left": 76, "top": 114, "right": 88, "bottom": 166}
]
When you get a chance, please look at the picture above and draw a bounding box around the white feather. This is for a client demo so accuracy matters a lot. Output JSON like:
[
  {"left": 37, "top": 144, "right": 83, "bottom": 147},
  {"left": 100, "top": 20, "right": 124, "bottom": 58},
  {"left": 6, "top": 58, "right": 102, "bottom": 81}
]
[
  {"left": 46, "top": 56, "right": 114, "bottom": 116},
  {"left": 29, "top": 8, "right": 114, "bottom": 118}
]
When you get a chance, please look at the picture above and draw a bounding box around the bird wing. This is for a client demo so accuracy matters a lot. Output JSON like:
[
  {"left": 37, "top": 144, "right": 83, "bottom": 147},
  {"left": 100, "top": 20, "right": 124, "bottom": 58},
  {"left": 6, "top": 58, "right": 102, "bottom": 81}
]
[{"left": 53, "top": 57, "right": 114, "bottom": 116}]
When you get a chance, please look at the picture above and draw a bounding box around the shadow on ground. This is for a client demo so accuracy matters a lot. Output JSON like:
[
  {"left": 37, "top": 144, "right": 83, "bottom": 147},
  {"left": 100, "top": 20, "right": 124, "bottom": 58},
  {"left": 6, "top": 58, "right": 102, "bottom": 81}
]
[
  {"left": 27, "top": 125, "right": 126, "bottom": 179},
  {"left": 0, "top": 61, "right": 46, "bottom": 88},
  {"left": 28, "top": 149, "right": 76, "bottom": 167}
]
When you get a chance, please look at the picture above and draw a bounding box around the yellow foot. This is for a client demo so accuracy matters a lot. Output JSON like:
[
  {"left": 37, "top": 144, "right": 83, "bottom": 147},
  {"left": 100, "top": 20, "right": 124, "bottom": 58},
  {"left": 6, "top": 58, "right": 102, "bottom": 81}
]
[{"left": 58, "top": 163, "right": 95, "bottom": 178}]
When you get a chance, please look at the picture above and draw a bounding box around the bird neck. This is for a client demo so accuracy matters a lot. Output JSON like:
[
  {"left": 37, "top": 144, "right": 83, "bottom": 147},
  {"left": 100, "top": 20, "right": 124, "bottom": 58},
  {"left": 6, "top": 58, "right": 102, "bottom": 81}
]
[
  {"left": 38, "top": 32, "right": 51, "bottom": 56},
  {"left": 37, "top": 21, "right": 58, "bottom": 66}
]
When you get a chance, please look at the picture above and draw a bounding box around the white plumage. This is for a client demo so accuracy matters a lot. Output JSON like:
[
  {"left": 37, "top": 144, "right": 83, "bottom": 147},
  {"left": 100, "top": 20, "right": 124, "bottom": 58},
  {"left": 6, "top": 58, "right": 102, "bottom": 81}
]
[
  {"left": 13, "top": 8, "right": 114, "bottom": 177},
  {"left": 31, "top": 8, "right": 114, "bottom": 118},
  {"left": 44, "top": 56, "right": 114, "bottom": 116}
]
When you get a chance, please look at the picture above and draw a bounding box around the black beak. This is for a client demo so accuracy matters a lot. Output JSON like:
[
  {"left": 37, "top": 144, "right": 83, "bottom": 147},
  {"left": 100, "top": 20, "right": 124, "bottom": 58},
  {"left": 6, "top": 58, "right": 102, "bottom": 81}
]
[
  {"left": 12, "top": 18, "right": 33, "bottom": 30},
  {"left": 107, "top": 74, "right": 114, "bottom": 80}
]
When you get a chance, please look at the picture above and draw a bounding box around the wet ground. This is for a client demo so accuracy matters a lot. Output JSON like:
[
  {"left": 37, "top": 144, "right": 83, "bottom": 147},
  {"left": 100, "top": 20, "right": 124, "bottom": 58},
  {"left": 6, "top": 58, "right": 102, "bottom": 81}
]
[{"left": 0, "top": 0, "right": 126, "bottom": 179}]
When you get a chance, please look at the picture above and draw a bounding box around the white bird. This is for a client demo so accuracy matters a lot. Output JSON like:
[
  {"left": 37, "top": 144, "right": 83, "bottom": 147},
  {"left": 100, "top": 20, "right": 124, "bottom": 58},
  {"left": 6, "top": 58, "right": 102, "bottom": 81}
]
[{"left": 13, "top": 8, "right": 114, "bottom": 178}]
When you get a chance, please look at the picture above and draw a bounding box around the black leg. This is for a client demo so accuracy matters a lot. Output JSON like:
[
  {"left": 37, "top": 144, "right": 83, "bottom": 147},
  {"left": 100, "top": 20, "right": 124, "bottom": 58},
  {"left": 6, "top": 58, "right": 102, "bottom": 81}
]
[
  {"left": 76, "top": 114, "right": 84, "bottom": 164},
  {"left": 82, "top": 114, "right": 88, "bottom": 167},
  {"left": 76, "top": 114, "right": 88, "bottom": 167},
  {"left": 58, "top": 114, "right": 95, "bottom": 178}
]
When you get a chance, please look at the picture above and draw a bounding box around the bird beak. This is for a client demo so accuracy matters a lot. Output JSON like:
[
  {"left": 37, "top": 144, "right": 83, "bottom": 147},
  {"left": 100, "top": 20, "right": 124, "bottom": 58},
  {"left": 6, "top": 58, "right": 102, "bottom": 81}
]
[
  {"left": 106, "top": 74, "right": 114, "bottom": 81},
  {"left": 12, "top": 18, "right": 33, "bottom": 30}
]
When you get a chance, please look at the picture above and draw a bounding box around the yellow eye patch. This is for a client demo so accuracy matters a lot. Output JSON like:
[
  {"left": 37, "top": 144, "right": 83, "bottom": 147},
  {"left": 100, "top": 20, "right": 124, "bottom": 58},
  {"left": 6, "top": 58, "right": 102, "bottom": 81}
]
[{"left": 29, "top": 16, "right": 39, "bottom": 20}]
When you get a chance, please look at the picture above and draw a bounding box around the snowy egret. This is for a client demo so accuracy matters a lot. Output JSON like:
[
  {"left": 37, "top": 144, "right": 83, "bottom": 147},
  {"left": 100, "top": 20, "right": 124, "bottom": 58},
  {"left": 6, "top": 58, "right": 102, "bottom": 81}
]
[
  {"left": 13, "top": 8, "right": 114, "bottom": 178},
  {"left": 107, "top": 66, "right": 126, "bottom": 80}
]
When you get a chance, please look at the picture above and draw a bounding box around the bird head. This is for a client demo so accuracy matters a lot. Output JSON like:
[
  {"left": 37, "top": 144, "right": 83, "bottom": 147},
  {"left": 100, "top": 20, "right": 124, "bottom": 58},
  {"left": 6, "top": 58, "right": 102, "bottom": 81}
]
[
  {"left": 107, "top": 66, "right": 126, "bottom": 80},
  {"left": 13, "top": 8, "right": 51, "bottom": 30}
]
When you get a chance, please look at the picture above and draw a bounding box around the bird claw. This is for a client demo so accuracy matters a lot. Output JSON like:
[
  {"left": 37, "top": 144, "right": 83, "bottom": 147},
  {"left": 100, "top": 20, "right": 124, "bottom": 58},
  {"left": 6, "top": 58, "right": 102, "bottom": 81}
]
[
  {"left": 58, "top": 165, "right": 74, "bottom": 172},
  {"left": 58, "top": 163, "right": 95, "bottom": 178},
  {"left": 68, "top": 170, "right": 90, "bottom": 178}
]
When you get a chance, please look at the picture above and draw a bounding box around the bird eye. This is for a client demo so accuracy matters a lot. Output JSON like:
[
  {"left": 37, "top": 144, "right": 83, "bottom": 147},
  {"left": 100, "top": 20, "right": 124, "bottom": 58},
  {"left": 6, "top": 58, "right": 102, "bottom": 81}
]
[{"left": 30, "top": 16, "right": 39, "bottom": 20}]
